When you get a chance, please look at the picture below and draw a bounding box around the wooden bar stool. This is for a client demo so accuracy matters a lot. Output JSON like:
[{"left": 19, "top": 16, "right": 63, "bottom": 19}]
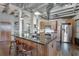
[
  {"left": 15, "top": 39, "right": 36, "bottom": 56},
  {"left": 22, "top": 44, "right": 33, "bottom": 56},
  {"left": 16, "top": 40, "right": 23, "bottom": 55}
]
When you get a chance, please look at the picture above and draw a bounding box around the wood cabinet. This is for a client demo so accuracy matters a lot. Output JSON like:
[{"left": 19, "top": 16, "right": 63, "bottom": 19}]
[
  {"left": 66, "top": 19, "right": 75, "bottom": 45},
  {"left": 0, "top": 22, "right": 12, "bottom": 56},
  {"left": 39, "top": 20, "right": 57, "bottom": 43}
]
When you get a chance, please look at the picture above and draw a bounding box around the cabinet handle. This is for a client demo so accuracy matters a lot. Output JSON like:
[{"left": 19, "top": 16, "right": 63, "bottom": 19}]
[{"left": 52, "top": 44, "right": 53, "bottom": 48}]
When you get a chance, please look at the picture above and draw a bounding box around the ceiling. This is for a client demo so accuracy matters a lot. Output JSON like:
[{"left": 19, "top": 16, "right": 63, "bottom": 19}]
[
  {"left": 0, "top": 3, "right": 79, "bottom": 19},
  {"left": 11, "top": 3, "right": 74, "bottom": 18},
  {"left": 12, "top": 3, "right": 48, "bottom": 13}
]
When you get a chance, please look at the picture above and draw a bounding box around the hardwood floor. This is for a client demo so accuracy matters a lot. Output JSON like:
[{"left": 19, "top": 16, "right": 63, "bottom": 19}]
[
  {"left": 56, "top": 43, "right": 79, "bottom": 56},
  {"left": 0, "top": 32, "right": 79, "bottom": 56}
]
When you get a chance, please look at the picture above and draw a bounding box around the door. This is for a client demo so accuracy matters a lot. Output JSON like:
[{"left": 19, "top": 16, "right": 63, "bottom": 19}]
[
  {"left": 61, "top": 23, "right": 72, "bottom": 43},
  {"left": 0, "top": 22, "right": 12, "bottom": 56}
]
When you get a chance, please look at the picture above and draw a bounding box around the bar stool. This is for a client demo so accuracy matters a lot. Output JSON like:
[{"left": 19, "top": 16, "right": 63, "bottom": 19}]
[
  {"left": 22, "top": 44, "right": 33, "bottom": 56},
  {"left": 9, "top": 40, "right": 16, "bottom": 56},
  {"left": 16, "top": 40, "right": 23, "bottom": 55},
  {"left": 16, "top": 41, "right": 29, "bottom": 56}
]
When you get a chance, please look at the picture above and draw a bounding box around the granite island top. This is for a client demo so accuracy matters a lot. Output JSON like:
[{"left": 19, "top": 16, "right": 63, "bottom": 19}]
[{"left": 13, "top": 33, "right": 57, "bottom": 45}]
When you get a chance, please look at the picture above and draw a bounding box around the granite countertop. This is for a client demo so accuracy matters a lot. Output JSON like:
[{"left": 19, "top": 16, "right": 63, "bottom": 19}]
[
  {"left": 14, "top": 35, "right": 45, "bottom": 45},
  {"left": 13, "top": 32, "right": 57, "bottom": 45}
]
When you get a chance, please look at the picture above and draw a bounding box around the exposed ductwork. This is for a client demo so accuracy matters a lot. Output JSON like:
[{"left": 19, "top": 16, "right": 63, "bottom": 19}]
[
  {"left": 49, "top": 3, "right": 79, "bottom": 19},
  {"left": 46, "top": 3, "right": 54, "bottom": 20}
]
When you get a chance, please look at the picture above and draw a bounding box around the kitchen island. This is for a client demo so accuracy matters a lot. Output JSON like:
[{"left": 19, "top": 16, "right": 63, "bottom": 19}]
[{"left": 15, "top": 32, "right": 57, "bottom": 56}]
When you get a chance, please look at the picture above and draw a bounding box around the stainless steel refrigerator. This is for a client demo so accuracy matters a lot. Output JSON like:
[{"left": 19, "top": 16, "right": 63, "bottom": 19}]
[{"left": 61, "top": 23, "right": 72, "bottom": 43}]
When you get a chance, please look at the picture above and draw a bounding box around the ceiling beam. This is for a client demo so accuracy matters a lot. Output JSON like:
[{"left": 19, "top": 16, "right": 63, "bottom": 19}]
[{"left": 34, "top": 3, "right": 48, "bottom": 10}]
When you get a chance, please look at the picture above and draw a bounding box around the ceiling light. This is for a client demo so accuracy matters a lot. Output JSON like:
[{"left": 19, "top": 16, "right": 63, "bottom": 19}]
[
  {"left": 34, "top": 11, "right": 41, "bottom": 15},
  {"left": 65, "top": 4, "right": 68, "bottom": 6}
]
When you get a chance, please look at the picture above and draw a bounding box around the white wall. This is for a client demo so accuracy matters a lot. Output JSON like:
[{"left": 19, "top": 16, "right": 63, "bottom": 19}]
[{"left": 0, "top": 13, "right": 18, "bottom": 22}]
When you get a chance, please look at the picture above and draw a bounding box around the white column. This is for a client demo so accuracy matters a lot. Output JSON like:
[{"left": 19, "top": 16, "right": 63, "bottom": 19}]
[
  {"left": 19, "top": 10, "right": 23, "bottom": 37},
  {"left": 11, "top": 22, "right": 14, "bottom": 41},
  {"left": 36, "top": 15, "right": 40, "bottom": 34},
  {"left": 30, "top": 13, "right": 34, "bottom": 34}
]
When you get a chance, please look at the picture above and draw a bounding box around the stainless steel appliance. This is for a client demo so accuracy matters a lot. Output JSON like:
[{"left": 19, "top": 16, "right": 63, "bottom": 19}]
[{"left": 61, "top": 23, "right": 72, "bottom": 43}]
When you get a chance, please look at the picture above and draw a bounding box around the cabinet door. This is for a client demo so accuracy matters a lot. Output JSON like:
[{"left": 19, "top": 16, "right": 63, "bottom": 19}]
[
  {"left": 47, "top": 40, "right": 57, "bottom": 56},
  {"left": 40, "top": 21, "right": 45, "bottom": 29},
  {"left": 40, "top": 21, "right": 46, "bottom": 43},
  {"left": 0, "top": 22, "right": 11, "bottom": 56},
  {"left": 0, "top": 31, "right": 11, "bottom": 56}
]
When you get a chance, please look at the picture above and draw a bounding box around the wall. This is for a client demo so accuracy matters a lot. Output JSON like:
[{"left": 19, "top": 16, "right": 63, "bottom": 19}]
[{"left": 0, "top": 13, "right": 18, "bottom": 22}]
